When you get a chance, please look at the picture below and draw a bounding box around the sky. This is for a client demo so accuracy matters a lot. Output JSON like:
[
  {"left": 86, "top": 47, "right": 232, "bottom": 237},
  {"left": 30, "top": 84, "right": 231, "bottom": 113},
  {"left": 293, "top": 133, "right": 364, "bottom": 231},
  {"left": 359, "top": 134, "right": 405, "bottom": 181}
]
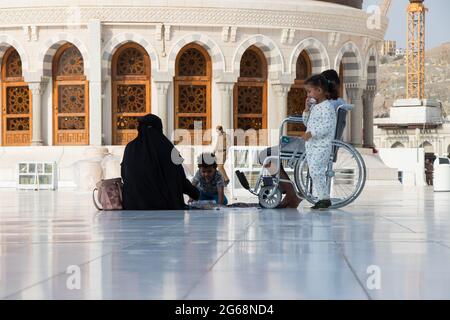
[{"left": 363, "top": 0, "right": 450, "bottom": 49}]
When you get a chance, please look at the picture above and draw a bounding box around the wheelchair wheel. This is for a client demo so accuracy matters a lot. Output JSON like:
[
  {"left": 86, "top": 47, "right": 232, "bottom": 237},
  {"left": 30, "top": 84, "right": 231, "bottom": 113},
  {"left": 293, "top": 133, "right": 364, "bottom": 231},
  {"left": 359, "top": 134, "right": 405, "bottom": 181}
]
[
  {"left": 294, "top": 140, "right": 366, "bottom": 209},
  {"left": 258, "top": 186, "right": 282, "bottom": 209}
]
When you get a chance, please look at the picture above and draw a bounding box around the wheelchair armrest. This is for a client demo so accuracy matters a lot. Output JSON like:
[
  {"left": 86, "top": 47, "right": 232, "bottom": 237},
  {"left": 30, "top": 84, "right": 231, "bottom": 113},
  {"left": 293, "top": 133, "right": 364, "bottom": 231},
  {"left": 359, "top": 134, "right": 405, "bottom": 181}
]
[{"left": 285, "top": 116, "right": 304, "bottom": 124}]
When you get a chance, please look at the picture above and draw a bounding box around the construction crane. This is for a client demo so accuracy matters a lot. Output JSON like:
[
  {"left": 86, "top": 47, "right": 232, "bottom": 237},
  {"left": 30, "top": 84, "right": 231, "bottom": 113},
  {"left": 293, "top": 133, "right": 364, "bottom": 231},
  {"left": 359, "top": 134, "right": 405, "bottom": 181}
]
[{"left": 406, "top": 0, "right": 427, "bottom": 99}]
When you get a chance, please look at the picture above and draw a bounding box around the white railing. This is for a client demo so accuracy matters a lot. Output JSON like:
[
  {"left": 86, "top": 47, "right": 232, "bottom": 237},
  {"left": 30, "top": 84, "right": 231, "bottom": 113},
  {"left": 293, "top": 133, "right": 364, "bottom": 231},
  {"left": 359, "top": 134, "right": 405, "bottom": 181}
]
[{"left": 228, "top": 146, "right": 267, "bottom": 199}]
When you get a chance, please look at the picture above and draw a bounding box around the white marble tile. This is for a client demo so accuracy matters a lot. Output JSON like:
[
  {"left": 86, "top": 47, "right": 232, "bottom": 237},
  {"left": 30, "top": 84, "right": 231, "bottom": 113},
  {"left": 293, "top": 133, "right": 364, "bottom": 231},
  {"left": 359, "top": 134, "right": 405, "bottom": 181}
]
[{"left": 1, "top": 186, "right": 450, "bottom": 299}]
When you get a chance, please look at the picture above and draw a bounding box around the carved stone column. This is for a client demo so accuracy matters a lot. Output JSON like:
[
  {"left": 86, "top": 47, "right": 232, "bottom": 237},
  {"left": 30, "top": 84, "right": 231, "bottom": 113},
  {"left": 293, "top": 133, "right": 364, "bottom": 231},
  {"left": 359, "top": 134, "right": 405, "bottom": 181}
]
[
  {"left": 218, "top": 83, "right": 234, "bottom": 131},
  {"left": 29, "top": 82, "right": 47, "bottom": 146},
  {"left": 346, "top": 84, "right": 364, "bottom": 147},
  {"left": 363, "top": 88, "right": 376, "bottom": 148},
  {"left": 155, "top": 81, "right": 171, "bottom": 136},
  {"left": 271, "top": 84, "right": 291, "bottom": 145}
]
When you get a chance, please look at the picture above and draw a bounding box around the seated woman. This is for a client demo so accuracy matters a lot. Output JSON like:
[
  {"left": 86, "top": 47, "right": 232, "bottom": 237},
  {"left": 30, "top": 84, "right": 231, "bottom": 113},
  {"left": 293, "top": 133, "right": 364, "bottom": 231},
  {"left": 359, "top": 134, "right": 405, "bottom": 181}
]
[
  {"left": 257, "top": 69, "right": 344, "bottom": 209},
  {"left": 121, "top": 114, "right": 199, "bottom": 210}
]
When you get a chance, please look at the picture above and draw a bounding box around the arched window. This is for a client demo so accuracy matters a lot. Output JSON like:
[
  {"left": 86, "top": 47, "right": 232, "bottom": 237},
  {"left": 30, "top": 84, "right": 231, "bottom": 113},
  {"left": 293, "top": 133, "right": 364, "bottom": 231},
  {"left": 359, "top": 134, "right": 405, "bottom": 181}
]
[
  {"left": 1, "top": 47, "right": 31, "bottom": 146},
  {"left": 287, "top": 50, "right": 311, "bottom": 136},
  {"left": 234, "top": 46, "right": 268, "bottom": 145},
  {"left": 53, "top": 43, "right": 89, "bottom": 145},
  {"left": 174, "top": 44, "right": 211, "bottom": 145},
  {"left": 391, "top": 142, "right": 405, "bottom": 148},
  {"left": 420, "top": 141, "right": 434, "bottom": 154},
  {"left": 112, "top": 43, "right": 151, "bottom": 145}
]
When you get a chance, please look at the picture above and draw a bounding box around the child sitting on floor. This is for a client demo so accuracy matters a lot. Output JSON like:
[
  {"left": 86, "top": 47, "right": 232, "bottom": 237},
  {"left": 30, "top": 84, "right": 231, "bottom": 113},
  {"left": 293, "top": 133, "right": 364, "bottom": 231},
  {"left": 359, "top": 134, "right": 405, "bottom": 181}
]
[{"left": 190, "top": 153, "right": 228, "bottom": 205}]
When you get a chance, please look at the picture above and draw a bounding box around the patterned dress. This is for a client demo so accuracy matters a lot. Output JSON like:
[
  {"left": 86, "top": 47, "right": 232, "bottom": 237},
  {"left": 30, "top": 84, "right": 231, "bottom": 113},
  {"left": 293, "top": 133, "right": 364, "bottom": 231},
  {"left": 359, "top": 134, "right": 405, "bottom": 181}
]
[{"left": 302, "top": 100, "right": 337, "bottom": 200}]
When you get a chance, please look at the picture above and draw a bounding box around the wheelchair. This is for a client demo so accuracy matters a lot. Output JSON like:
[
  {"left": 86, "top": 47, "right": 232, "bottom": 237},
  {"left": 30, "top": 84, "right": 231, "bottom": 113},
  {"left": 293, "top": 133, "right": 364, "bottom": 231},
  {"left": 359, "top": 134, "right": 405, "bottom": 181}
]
[{"left": 235, "top": 105, "right": 367, "bottom": 209}]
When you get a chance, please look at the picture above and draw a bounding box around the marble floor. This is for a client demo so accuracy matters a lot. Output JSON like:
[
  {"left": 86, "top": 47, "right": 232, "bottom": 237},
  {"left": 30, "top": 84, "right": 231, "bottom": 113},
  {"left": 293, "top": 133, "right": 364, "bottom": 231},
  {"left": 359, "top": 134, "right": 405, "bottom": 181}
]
[{"left": 1, "top": 186, "right": 450, "bottom": 300}]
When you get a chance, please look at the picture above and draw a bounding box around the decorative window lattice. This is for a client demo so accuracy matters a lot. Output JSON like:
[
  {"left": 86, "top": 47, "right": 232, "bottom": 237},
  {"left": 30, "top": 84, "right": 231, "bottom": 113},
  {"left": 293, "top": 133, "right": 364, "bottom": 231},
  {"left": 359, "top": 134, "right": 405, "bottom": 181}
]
[
  {"left": 237, "top": 87, "right": 263, "bottom": 114},
  {"left": 116, "top": 116, "right": 140, "bottom": 130},
  {"left": 178, "top": 117, "right": 207, "bottom": 130},
  {"left": 5, "top": 50, "right": 22, "bottom": 78},
  {"left": 58, "top": 85, "right": 85, "bottom": 114},
  {"left": 57, "top": 46, "right": 84, "bottom": 76},
  {"left": 117, "top": 47, "right": 146, "bottom": 76},
  {"left": 6, "top": 86, "right": 30, "bottom": 114},
  {"left": 58, "top": 116, "right": 85, "bottom": 130},
  {"left": 178, "top": 85, "right": 207, "bottom": 113},
  {"left": 287, "top": 87, "right": 307, "bottom": 133},
  {"left": 296, "top": 52, "right": 311, "bottom": 80},
  {"left": 7, "top": 118, "right": 29, "bottom": 131},
  {"left": 177, "top": 48, "right": 207, "bottom": 77},
  {"left": 240, "top": 49, "right": 263, "bottom": 78},
  {"left": 117, "top": 85, "right": 147, "bottom": 113},
  {"left": 237, "top": 117, "right": 263, "bottom": 131}
]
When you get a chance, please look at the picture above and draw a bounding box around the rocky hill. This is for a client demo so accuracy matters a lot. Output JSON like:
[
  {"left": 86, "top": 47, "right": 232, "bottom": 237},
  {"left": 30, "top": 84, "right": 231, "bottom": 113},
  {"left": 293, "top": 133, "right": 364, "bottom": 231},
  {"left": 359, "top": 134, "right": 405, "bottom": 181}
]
[{"left": 374, "top": 42, "right": 450, "bottom": 118}]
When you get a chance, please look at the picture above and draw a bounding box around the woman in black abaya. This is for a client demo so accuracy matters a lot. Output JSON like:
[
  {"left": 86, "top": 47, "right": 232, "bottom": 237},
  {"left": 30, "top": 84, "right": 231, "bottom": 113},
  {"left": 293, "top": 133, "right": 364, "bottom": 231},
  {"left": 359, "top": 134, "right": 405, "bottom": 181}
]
[{"left": 121, "top": 114, "right": 199, "bottom": 210}]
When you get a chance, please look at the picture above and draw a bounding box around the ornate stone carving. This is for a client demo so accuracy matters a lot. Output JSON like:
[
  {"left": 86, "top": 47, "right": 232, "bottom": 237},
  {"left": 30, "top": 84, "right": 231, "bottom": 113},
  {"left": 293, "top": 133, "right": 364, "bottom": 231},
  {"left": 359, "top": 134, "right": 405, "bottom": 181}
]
[
  {"left": 0, "top": 7, "right": 386, "bottom": 40},
  {"left": 328, "top": 32, "right": 341, "bottom": 48},
  {"left": 230, "top": 26, "right": 237, "bottom": 42},
  {"left": 281, "top": 29, "right": 295, "bottom": 45},
  {"left": 222, "top": 26, "right": 230, "bottom": 42}
]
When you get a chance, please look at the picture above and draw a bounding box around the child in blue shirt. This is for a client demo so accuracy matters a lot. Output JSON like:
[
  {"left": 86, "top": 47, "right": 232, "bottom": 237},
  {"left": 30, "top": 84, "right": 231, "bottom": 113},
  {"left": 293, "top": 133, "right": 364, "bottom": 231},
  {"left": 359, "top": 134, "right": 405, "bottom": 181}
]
[{"left": 191, "top": 153, "right": 228, "bottom": 205}]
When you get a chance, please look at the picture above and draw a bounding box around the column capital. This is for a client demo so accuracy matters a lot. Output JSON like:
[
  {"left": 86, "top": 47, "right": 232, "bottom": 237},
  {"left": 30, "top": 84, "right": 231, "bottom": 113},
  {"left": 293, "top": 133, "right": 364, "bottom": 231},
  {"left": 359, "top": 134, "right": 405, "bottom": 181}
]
[
  {"left": 345, "top": 86, "right": 364, "bottom": 101},
  {"left": 28, "top": 81, "right": 47, "bottom": 95},
  {"left": 155, "top": 81, "right": 171, "bottom": 95},
  {"left": 272, "top": 83, "right": 291, "bottom": 97},
  {"left": 217, "top": 82, "right": 234, "bottom": 93}
]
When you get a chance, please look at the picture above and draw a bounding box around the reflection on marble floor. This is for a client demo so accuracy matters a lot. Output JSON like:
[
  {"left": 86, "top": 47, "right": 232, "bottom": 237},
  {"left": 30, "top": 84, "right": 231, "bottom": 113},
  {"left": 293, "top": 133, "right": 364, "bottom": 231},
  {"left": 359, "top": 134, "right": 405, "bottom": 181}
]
[{"left": 1, "top": 186, "right": 450, "bottom": 299}]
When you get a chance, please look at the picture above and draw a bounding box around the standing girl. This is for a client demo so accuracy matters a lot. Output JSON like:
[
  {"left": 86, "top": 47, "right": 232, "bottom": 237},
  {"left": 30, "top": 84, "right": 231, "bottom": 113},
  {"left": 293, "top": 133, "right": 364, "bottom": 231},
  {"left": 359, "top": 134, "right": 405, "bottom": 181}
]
[{"left": 302, "top": 75, "right": 337, "bottom": 210}]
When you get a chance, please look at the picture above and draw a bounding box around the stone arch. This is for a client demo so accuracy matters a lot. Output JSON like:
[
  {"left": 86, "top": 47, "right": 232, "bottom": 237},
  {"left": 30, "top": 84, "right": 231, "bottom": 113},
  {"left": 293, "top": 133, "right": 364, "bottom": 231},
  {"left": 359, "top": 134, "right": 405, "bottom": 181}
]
[
  {"left": 0, "top": 35, "right": 30, "bottom": 77},
  {"left": 102, "top": 33, "right": 159, "bottom": 79},
  {"left": 38, "top": 33, "right": 89, "bottom": 79},
  {"left": 289, "top": 37, "right": 330, "bottom": 79},
  {"left": 391, "top": 142, "right": 405, "bottom": 148},
  {"left": 365, "top": 46, "right": 378, "bottom": 89},
  {"left": 167, "top": 34, "right": 225, "bottom": 78},
  {"left": 420, "top": 141, "right": 434, "bottom": 154},
  {"left": 334, "top": 41, "right": 363, "bottom": 84},
  {"left": 232, "top": 34, "right": 284, "bottom": 79}
]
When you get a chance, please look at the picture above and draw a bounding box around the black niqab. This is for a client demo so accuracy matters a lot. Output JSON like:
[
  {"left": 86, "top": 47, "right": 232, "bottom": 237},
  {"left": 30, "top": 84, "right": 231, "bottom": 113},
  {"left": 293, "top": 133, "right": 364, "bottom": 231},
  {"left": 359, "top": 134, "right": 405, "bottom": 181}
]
[{"left": 121, "top": 114, "right": 199, "bottom": 210}]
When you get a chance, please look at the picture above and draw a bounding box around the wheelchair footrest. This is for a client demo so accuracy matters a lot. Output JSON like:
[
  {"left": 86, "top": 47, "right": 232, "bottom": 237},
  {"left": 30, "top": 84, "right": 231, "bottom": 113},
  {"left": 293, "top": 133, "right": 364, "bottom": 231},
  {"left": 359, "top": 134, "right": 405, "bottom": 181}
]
[{"left": 235, "top": 171, "right": 250, "bottom": 190}]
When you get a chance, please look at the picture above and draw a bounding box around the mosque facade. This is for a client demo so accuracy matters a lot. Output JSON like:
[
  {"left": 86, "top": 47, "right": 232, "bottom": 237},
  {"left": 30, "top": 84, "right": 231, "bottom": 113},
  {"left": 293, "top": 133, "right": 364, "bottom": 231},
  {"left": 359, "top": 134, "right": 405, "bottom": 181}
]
[{"left": 0, "top": 0, "right": 387, "bottom": 187}]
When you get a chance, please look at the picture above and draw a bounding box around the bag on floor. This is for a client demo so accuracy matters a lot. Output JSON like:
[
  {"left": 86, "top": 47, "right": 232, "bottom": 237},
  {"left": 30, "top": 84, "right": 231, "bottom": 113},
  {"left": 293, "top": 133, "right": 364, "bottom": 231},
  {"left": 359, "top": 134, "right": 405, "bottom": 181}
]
[{"left": 92, "top": 178, "right": 123, "bottom": 210}]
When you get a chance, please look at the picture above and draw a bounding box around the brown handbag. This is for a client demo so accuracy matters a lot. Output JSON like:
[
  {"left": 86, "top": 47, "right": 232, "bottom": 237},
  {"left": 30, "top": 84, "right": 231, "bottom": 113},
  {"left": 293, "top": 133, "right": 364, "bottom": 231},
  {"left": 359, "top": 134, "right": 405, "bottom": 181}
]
[{"left": 92, "top": 178, "right": 124, "bottom": 210}]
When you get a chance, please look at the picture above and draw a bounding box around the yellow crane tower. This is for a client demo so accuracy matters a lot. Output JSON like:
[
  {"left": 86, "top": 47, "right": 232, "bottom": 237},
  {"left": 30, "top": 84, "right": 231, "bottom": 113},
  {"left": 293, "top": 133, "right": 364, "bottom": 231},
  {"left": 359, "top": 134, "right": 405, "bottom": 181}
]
[{"left": 406, "top": 0, "right": 427, "bottom": 99}]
